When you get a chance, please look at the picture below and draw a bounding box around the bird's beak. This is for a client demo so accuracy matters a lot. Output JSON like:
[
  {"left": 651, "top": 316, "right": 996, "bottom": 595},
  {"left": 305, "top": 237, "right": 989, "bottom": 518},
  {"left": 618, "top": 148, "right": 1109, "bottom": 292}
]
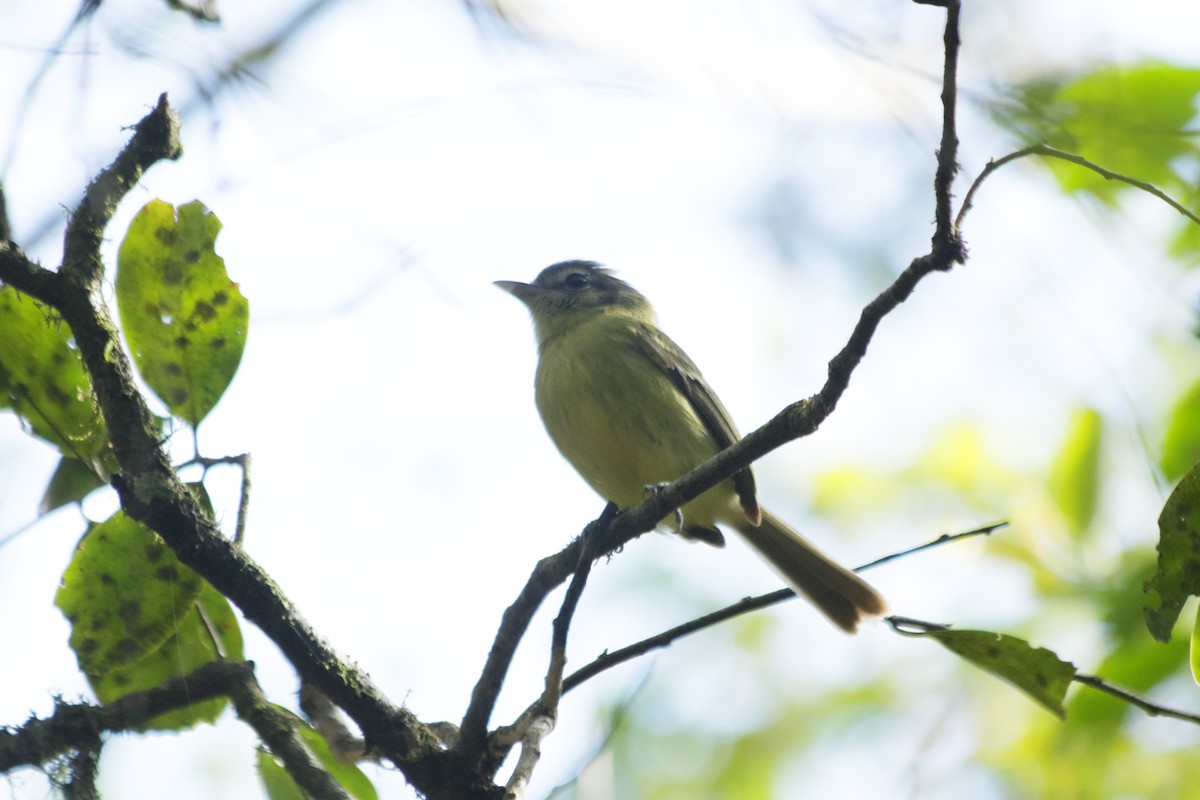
[{"left": 494, "top": 280, "right": 535, "bottom": 303}]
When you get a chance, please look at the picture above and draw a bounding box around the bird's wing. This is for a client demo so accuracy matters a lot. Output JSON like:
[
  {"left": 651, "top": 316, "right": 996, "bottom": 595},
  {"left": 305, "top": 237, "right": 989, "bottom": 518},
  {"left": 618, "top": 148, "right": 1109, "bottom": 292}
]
[{"left": 633, "top": 322, "right": 761, "bottom": 526}]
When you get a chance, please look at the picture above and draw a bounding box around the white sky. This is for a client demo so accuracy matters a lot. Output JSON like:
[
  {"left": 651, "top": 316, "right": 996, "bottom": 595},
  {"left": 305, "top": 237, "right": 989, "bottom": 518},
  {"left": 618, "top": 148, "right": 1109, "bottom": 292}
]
[{"left": 2, "top": 1, "right": 1199, "bottom": 798}]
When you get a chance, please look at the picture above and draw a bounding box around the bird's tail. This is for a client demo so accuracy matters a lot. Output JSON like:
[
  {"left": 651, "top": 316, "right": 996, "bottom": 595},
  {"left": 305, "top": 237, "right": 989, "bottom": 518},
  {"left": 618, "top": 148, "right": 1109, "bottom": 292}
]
[{"left": 731, "top": 509, "right": 887, "bottom": 633}]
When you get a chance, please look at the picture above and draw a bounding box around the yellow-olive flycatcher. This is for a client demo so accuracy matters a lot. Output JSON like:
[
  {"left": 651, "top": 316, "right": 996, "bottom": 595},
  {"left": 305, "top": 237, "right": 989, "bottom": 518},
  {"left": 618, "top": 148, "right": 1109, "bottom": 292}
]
[{"left": 496, "top": 260, "right": 886, "bottom": 633}]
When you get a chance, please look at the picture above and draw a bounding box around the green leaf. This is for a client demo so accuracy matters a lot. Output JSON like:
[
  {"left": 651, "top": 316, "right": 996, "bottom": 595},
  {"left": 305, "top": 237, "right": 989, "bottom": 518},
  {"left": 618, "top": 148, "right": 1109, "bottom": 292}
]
[
  {"left": 1161, "top": 379, "right": 1200, "bottom": 482},
  {"left": 116, "top": 199, "right": 249, "bottom": 427},
  {"left": 995, "top": 62, "right": 1200, "bottom": 221},
  {"left": 299, "top": 724, "right": 378, "bottom": 800},
  {"left": 1067, "top": 614, "right": 1188, "bottom": 739},
  {"left": 55, "top": 510, "right": 203, "bottom": 675},
  {"left": 926, "top": 629, "right": 1076, "bottom": 718},
  {"left": 1049, "top": 408, "right": 1102, "bottom": 538},
  {"left": 257, "top": 749, "right": 307, "bottom": 800},
  {"left": 256, "top": 714, "right": 379, "bottom": 800},
  {"left": 90, "top": 582, "right": 244, "bottom": 731},
  {"left": 38, "top": 456, "right": 107, "bottom": 515},
  {"left": 0, "top": 286, "right": 109, "bottom": 462},
  {"left": 1145, "top": 464, "right": 1200, "bottom": 641},
  {"left": 1192, "top": 605, "right": 1200, "bottom": 686}
]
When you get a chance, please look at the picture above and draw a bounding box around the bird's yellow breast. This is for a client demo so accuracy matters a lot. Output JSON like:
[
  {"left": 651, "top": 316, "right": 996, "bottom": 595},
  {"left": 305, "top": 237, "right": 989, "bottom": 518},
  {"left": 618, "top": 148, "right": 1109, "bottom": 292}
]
[{"left": 534, "top": 311, "right": 734, "bottom": 526}]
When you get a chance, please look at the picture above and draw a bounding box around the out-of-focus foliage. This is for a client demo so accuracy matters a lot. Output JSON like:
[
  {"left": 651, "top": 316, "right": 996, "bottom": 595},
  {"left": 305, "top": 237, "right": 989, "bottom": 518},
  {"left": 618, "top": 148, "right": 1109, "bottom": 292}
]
[
  {"left": 1146, "top": 464, "right": 1200, "bottom": 642},
  {"left": 593, "top": 351, "right": 1200, "bottom": 798},
  {"left": 1049, "top": 408, "right": 1101, "bottom": 540},
  {"left": 1161, "top": 379, "right": 1200, "bottom": 482},
  {"left": 993, "top": 61, "right": 1200, "bottom": 263}
]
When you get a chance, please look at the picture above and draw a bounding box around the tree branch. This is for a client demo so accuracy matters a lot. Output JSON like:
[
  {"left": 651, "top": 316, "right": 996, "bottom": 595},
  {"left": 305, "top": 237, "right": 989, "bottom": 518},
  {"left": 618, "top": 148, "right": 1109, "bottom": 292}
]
[
  {"left": 2, "top": 661, "right": 242, "bottom": 772},
  {"left": 0, "top": 661, "right": 350, "bottom": 800},
  {"left": 62, "top": 94, "right": 183, "bottom": 287},
  {"left": 0, "top": 98, "right": 471, "bottom": 797},
  {"left": 225, "top": 665, "right": 352, "bottom": 800}
]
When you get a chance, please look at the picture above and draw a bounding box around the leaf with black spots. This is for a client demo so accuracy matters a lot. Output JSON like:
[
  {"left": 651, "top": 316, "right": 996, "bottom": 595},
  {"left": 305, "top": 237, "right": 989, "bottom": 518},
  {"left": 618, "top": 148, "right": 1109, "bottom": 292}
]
[
  {"left": 55, "top": 510, "right": 203, "bottom": 675},
  {"left": 117, "top": 199, "right": 249, "bottom": 427},
  {"left": 924, "top": 629, "right": 1076, "bottom": 718}
]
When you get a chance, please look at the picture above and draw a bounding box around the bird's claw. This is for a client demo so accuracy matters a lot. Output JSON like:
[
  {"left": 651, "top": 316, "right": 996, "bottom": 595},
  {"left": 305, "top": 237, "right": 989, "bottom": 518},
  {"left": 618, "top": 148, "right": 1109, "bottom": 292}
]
[{"left": 643, "top": 481, "right": 684, "bottom": 532}]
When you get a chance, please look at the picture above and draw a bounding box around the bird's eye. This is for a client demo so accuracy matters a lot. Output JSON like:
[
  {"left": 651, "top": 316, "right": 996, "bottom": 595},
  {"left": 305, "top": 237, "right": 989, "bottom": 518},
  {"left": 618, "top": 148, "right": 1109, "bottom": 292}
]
[{"left": 563, "top": 272, "right": 588, "bottom": 289}]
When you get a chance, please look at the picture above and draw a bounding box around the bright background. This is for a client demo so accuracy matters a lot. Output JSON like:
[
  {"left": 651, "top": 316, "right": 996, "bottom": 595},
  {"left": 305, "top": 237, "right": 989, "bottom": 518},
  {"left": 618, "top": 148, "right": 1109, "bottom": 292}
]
[{"left": 2, "top": 1, "right": 1200, "bottom": 798}]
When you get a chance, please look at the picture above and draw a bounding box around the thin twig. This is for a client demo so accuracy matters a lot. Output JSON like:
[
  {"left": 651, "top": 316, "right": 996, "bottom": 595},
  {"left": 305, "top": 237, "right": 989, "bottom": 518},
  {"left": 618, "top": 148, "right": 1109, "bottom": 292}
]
[
  {"left": 233, "top": 453, "right": 252, "bottom": 544},
  {"left": 1072, "top": 673, "right": 1200, "bottom": 726},
  {"left": 502, "top": 716, "right": 554, "bottom": 800},
  {"left": 955, "top": 143, "right": 1200, "bottom": 232},
  {"left": 0, "top": 183, "right": 11, "bottom": 242},
  {"left": 489, "top": 506, "right": 616, "bottom": 785},
  {"left": 559, "top": 522, "right": 993, "bottom": 695},
  {"left": 855, "top": 521, "right": 1006, "bottom": 572},
  {"left": 884, "top": 616, "right": 953, "bottom": 635},
  {"left": 458, "top": 537, "right": 588, "bottom": 762},
  {"left": 185, "top": 452, "right": 253, "bottom": 545}
]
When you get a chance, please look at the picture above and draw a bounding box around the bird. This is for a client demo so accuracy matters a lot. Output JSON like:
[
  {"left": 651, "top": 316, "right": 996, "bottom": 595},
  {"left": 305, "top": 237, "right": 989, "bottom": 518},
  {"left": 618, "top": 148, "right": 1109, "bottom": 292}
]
[{"left": 496, "top": 260, "right": 886, "bottom": 633}]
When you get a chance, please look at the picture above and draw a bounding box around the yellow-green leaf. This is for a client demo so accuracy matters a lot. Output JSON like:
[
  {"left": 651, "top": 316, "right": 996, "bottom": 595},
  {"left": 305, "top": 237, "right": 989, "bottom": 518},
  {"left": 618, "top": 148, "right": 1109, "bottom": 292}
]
[
  {"left": 39, "top": 456, "right": 107, "bottom": 515},
  {"left": 55, "top": 510, "right": 203, "bottom": 675},
  {"left": 0, "top": 286, "right": 109, "bottom": 462},
  {"left": 1161, "top": 379, "right": 1200, "bottom": 482},
  {"left": 90, "top": 582, "right": 244, "bottom": 731},
  {"left": 997, "top": 62, "right": 1200, "bottom": 206},
  {"left": 256, "top": 714, "right": 379, "bottom": 800},
  {"left": 257, "top": 749, "right": 307, "bottom": 800},
  {"left": 1145, "top": 464, "right": 1200, "bottom": 641},
  {"left": 1191, "top": 605, "right": 1200, "bottom": 686},
  {"left": 116, "top": 199, "right": 249, "bottom": 427},
  {"left": 1049, "top": 408, "right": 1102, "bottom": 538}
]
